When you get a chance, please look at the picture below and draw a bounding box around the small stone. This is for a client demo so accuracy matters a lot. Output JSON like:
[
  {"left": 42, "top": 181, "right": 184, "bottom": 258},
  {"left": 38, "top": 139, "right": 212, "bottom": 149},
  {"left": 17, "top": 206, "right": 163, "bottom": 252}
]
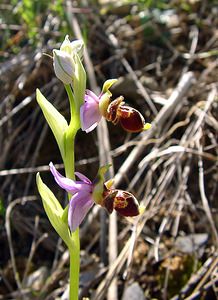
[
  {"left": 175, "top": 233, "right": 208, "bottom": 254},
  {"left": 24, "top": 266, "right": 48, "bottom": 291},
  {"left": 122, "top": 282, "right": 145, "bottom": 300}
]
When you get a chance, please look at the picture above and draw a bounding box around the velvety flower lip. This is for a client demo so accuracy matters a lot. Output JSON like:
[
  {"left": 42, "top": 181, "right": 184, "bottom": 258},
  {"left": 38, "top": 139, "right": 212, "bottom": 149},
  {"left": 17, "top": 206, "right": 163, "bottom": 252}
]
[{"left": 80, "top": 90, "right": 102, "bottom": 133}]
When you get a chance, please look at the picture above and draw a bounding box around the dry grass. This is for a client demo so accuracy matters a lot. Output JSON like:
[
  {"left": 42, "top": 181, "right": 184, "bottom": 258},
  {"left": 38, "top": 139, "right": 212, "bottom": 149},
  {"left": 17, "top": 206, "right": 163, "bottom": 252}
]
[{"left": 0, "top": 1, "right": 217, "bottom": 299}]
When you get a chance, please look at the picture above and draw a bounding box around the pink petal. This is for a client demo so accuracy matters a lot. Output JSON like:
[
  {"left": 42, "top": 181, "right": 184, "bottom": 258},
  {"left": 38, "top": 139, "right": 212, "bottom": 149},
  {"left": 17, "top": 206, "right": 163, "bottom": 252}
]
[
  {"left": 49, "top": 162, "right": 91, "bottom": 194},
  {"left": 85, "top": 89, "right": 100, "bottom": 103},
  {"left": 75, "top": 171, "right": 92, "bottom": 184},
  {"left": 80, "top": 91, "right": 102, "bottom": 133},
  {"left": 68, "top": 192, "right": 94, "bottom": 232}
]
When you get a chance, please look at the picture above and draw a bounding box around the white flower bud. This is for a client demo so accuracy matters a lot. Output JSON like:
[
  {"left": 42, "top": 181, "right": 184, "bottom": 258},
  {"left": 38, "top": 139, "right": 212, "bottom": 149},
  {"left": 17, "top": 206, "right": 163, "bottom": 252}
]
[
  {"left": 60, "top": 35, "right": 84, "bottom": 60},
  {"left": 53, "top": 49, "right": 74, "bottom": 84}
]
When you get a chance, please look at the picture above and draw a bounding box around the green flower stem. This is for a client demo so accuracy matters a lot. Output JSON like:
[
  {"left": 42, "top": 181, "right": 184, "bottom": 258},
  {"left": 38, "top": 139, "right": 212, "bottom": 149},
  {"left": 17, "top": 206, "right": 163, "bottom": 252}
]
[
  {"left": 64, "top": 132, "right": 76, "bottom": 179},
  {"left": 65, "top": 84, "right": 80, "bottom": 133},
  {"left": 64, "top": 133, "right": 80, "bottom": 300},
  {"left": 64, "top": 84, "right": 81, "bottom": 300},
  {"left": 69, "top": 230, "right": 80, "bottom": 300},
  {"left": 63, "top": 132, "right": 80, "bottom": 300}
]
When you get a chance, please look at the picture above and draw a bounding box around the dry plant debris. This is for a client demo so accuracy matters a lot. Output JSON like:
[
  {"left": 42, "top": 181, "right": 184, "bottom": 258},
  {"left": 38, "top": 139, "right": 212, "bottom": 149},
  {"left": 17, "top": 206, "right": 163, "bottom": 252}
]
[{"left": 0, "top": 1, "right": 217, "bottom": 299}]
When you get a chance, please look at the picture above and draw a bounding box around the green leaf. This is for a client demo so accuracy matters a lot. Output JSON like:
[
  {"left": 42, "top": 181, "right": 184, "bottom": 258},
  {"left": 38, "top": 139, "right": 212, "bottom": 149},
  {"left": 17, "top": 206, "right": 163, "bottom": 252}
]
[
  {"left": 36, "top": 173, "right": 73, "bottom": 248},
  {"left": 0, "top": 197, "right": 5, "bottom": 217},
  {"left": 36, "top": 89, "right": 68, "bottom": 159}
]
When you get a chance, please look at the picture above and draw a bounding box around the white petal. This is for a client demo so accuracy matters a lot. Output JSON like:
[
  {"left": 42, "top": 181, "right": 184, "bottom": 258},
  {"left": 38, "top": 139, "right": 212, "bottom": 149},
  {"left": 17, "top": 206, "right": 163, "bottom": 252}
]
[{"left": 53, "top": 50, "right": 74, "bottom": 84}]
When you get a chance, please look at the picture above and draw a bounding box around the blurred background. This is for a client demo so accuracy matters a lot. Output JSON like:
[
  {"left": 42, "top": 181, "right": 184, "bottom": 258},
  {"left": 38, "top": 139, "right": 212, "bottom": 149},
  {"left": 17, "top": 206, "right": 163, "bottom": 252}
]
[{"left": 0, "top": 1, "right": 217, "bottom": 299}]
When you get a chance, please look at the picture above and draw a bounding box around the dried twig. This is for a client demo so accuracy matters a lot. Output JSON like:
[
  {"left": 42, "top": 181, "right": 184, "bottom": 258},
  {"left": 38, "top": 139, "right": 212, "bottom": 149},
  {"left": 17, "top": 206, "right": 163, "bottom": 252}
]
[
  {"left": 21, "top": 216, "right": 48, "bottom": 286},
  {"left": 108, "top": 33, "right": 158, "bottom": 115},
  {"left": 171, "top": 254, "right": 218, "bottom": 300},
  {"left": 5, "top": 196, "right": 37, "bottom": 298},
  {"left": 197, "top": 137, "right": 218, "bottom": 246},
  {"left": 114, "top": 71, "right": 195, "bottom": 186}
]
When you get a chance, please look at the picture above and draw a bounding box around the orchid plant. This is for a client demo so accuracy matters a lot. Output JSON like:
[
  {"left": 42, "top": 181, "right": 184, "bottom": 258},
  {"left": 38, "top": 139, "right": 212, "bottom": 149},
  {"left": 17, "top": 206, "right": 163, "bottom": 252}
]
[{"left": 36, "top": 35, "right": 150, "bottom": 300}]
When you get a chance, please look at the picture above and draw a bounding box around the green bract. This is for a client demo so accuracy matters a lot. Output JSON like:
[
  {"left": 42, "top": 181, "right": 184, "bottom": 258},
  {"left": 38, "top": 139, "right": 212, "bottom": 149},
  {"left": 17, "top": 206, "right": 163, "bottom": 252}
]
[
  {"left": 73, "top": 53, "right": 86, "bottom": 110},
  {"left": 36, "top": 173, "right": 73, "bottom": 248},
  {"left": 36, "top": 89, "right": 68, "bottom": 160}
]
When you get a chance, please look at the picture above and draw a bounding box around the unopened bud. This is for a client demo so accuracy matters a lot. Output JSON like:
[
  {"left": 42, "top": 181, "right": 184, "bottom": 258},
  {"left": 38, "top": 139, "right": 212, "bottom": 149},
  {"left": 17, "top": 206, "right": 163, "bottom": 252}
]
[
  {"left": 60, "top": 35, "right": 84, "bottom": 60},
  {"left": 53, "top": 49, "right": 74, "bottom": 84}
]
